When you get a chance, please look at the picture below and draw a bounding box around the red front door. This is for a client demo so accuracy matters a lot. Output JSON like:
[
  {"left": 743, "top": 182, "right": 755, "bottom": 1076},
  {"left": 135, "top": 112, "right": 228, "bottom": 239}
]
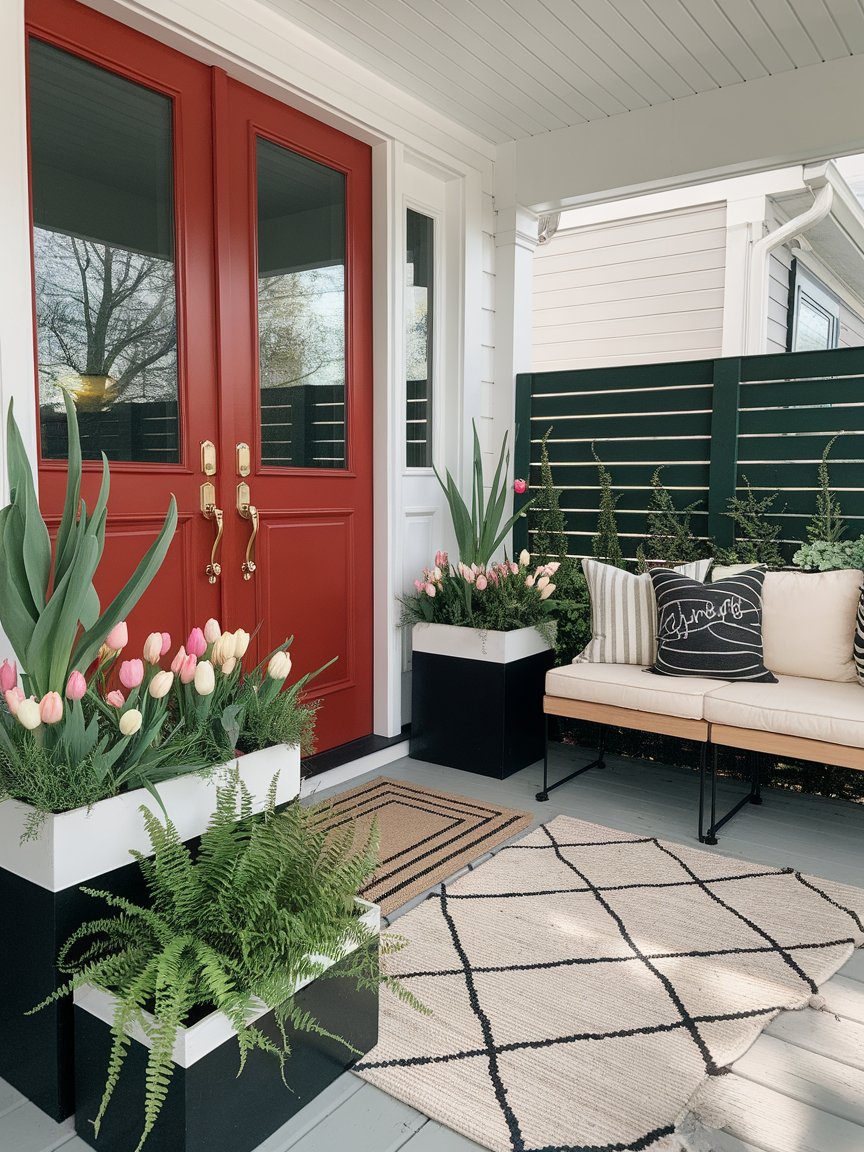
[{"left": 26, "top": 0, "right": 374, "bottom": 751}]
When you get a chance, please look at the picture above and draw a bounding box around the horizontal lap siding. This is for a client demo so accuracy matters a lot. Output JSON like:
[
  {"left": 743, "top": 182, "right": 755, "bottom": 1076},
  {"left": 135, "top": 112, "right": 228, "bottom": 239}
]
[
  {"left": 516, "top": 346, "right": 864, "bottom": 563},
  {"left": 532, "top": 204, "right": 726, "bottom": 373}
]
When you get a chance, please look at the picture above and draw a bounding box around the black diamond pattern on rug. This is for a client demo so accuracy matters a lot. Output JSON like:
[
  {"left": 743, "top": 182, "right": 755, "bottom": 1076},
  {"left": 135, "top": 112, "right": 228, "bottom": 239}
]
[{"left": 356, "top": 815, "right": 864, "bottom": 1152}]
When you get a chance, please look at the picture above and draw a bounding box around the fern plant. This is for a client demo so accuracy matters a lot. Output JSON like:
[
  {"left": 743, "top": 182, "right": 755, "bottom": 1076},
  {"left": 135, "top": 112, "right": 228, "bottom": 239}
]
[
  {"left": 31, "top": 775, "right": 418, "bottom": 1151},
  {"left": 806, "top": 435, "right": 846, "bottom": 544},
  {"left": 715, "top": 478, "right": 785, "bottom": 569}
]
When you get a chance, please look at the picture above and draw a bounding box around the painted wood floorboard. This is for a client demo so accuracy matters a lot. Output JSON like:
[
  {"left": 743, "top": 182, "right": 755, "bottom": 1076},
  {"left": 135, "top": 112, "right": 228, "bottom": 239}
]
[{"left": 4, "top": 749, "right": 862, "bottom": 1152}]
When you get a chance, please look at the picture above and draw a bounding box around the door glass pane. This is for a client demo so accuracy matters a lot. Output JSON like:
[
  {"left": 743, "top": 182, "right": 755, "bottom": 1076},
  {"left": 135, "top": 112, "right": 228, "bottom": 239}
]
[
  {"left": 257, "top": 138, "right": 346, "bottom": 469},
  {"left": 405, "top": 209, "right": 434, "bottom": 468},
  {"left": 29, "top": 40, "right": 179, "bottom": 463}
]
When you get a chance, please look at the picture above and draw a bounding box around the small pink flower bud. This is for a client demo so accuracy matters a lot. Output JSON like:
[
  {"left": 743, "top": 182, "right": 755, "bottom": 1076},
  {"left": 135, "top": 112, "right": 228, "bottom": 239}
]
[
  {"left": 142, "top": 632, "right": 163, "bottom": 665},
  {"left": 0, "top": 660, "right": 17, "bottom": 693},
  {"left": 119, "top": 659, "right": 144, "bottom": 689},
  {"left": 106, "top": 690, "right": 125, "bottom": 708},
  {"left": 180, "top": 653, "right": 198, "bottom": 684},
  {"left": 513, "top": 478, "right": 527, "bottom": 495},
  {"left": 186, "top": 628, "right": 206, "bottom": 658},
  {"left": 537, "top": 575, "right": 550, "bottom": 591},
  {"left": 170, "top": 646, "right": 187, "bottom": 675},
  {"left": 105, "top": 621, "right": 128, "bottom": 651},
  {"left": 475, "top": 574, "right": 488, "bottom": 591},
  {"left": 39, "top": 691, "right": 64, "bottom": 725},
  {"left": 435, "top": 550, "right": 448, "bottom": 568},
  {"left": 424, "top": 582, "right": 436, "bottom": 597},
  {"left": 204, "top": 618, "right": 221, "bottom": 645},
  {"left": 4, "top": 687, "right": 24, "bottom": 716},
  {"left": 525, "top": 574, "right": 536, "bottom": 587},
  {"left": 65, "top": 671, "right": 87, "bottom": 701},
  {"left": 160, "top": 632, "right": 171, "bottom": 657},
  {"left": 414, "top": 579, "right": 424, "bottom": 592}
]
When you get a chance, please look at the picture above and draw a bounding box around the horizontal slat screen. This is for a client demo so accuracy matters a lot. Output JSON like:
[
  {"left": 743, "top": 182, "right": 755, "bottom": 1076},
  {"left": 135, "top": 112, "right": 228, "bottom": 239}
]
[{"left": 514, "top": 346, "right": 864, "bottom": 563}]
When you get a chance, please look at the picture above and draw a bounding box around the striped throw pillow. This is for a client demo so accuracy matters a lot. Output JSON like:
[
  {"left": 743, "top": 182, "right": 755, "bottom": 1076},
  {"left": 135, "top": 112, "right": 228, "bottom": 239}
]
[
  {"left": 650, "top": 568, "right": 776, "bottom": 682},
  {"left": 855, "top": 585, "right": 864, "bottom": 687},
  {"left": 575, "top": 557, "right": 712, "bottom": 666}
]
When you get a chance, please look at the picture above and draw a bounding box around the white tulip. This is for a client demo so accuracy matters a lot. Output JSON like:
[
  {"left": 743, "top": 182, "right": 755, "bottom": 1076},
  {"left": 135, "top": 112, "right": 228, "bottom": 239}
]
[
  {"left": 204, "top": 618, "right": 222, "bottom": 644},
  {"left": 221, "top": 657, "right": 237, "bottom": 676},
  {"left": 194, "top": 660, "right": 216, "bottom": 696},
  {"left": 267, "top": 651, "right": 292, "bottom": 681},
  {"left": 119, "top": 708, "right": 143, "bottom": 736},
  {"left": 148, "top": 670, "right": 174, "bottom": 699},
  {"left": 16, "top": 697, "right": 41, "bottom": 730},
  {"left": 233, "top": 629, "right": 251, "bottom": 658},
  {"left": 519, "top": 549, "right": 531, "bottom": 567}
]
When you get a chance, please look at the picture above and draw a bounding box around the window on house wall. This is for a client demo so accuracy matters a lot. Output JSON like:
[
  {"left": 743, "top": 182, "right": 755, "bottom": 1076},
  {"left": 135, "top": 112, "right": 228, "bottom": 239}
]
[
  {"left": 789, "top": 260, "right": 840, "bottom": 352},
  {"left": 405, "top": 209, "right": 434, "bottom": 468}
]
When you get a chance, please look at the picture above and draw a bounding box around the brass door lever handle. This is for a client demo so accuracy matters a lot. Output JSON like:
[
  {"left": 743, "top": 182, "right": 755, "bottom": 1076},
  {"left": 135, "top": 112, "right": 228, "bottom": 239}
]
[{"left": 237, "top": 483, "right": 259, "bottom": 580}]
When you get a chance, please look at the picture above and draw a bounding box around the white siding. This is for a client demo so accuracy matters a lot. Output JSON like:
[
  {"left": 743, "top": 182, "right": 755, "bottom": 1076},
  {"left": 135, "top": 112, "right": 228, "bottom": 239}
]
[
  {"left": 531, "top": 203, "right": 726, "bottom": 371},
  {"left": 840, "top": 300, "right": 864, "bottom": 347},
  {"left": 767, "top": 246, "right": 792, "bottom": 354}
]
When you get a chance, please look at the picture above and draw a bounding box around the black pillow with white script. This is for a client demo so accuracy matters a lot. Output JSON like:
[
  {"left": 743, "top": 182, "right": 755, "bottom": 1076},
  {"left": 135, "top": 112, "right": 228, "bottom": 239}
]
[{"left": 649, "top": 568, "right": 776, "bottom": 682}]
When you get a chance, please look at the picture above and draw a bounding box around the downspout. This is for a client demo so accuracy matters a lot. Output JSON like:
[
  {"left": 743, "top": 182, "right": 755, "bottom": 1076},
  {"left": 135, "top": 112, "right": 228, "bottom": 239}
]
[{"left": 745, "top": 180, "right": 834, "bottom": 355}]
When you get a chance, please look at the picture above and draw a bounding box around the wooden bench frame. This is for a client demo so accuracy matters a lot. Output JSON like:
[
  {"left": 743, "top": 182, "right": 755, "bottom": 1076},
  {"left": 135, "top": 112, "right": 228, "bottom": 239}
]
[{"left": 540, "top": 694, "right": 864, "bottom": 845}]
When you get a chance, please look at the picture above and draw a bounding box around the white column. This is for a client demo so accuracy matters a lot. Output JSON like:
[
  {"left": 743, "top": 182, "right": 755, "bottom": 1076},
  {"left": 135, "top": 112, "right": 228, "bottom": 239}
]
[
  {"left": 720, "top": 195, "right": 767, "bottom": 357},
  {"left": 492, "top": 203, "right": 538, "bottom": 462}
]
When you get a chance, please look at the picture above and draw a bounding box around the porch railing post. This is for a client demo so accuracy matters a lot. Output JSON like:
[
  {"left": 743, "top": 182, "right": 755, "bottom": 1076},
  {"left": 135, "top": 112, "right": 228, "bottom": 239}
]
[
  {"left": 513, "top": 372, "right": 533, "bottom": 556},
  {"left": 707, "top": 356, "right": 742, "bottom": 548}
]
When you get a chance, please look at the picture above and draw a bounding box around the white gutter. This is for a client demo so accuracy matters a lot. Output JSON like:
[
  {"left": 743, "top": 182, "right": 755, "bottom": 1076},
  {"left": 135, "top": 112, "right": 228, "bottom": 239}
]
[{"left": 745, "top": 178, "right": 834, "bottom": 355}]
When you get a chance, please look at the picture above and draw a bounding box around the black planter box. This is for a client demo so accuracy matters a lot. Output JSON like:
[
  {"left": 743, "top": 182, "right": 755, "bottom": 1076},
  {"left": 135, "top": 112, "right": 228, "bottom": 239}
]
[
  {"left": 0, "top": 747, "right": 300, "bottom": 1120},
  {"left": 409, "top": 624, "right": 554, "bottom": 778},
  {"left": 73, "top": 938, "right": 379, "bottom": 1152}
]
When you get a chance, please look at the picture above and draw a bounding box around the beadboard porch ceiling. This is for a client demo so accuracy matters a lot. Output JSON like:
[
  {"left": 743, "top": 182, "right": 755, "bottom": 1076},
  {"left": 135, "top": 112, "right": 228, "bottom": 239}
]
[{"left": 258, "top": 0, "right": 864, "bottom": 147}]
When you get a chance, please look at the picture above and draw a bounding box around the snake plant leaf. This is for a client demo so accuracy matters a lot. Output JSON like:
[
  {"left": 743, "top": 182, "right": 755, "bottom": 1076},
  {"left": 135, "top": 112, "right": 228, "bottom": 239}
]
[
  {"left": 27, "top": 530, "right": 99, "bottom": 695},
  {"left": 53, "top": 389, "right": 84, "bottom": 590},
  {"left": 6, "top": 399, "right": 51, "bottom": 615},
  {"left": 71, "top": 495, "right": 178, "bottom": 674},
  {"left": 433, "top": 462, "right": 473, "bottom": 562},
  {"left": 0, "top": 505, "right": 39, "bottom": 662},
  {"left": 472, "top": 421, "right": 486, "bottom": 541},
  {"left": 78, "top": 457, "right": 110, "bottom": 630}
]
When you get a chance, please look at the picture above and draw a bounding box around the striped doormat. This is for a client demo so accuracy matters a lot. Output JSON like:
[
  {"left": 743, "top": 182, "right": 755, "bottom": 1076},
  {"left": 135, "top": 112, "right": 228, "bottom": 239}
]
[{"left": 316, "top": 778, "right": 533, "bottom": 916}]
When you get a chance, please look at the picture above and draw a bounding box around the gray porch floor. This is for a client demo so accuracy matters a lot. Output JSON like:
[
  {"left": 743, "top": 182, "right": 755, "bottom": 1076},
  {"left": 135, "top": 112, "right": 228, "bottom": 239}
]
[{"left": 3, "top": 742, "right": 864, "bottom": 1152}]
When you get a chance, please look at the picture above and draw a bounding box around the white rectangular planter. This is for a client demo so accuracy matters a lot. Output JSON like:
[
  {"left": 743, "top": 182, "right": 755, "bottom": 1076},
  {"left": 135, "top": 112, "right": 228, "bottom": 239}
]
[
  {"left": 0, "top": 743, "right": 301, "bottom": 892},
  {"left": 411, "top": 621, "right": 552, "bottom": 663}
]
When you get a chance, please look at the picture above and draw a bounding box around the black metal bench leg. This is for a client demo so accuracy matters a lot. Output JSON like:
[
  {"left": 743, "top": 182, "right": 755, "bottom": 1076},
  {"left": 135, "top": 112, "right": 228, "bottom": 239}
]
[
  {"left": 702, "top": 743, "right": 719, "bottom": 845},
  {"left": 537, "top": 722, "right": 606, "bottom": 802},
  {"left": 697, "top": 740, "right": 709, "bottom": 843},
  {"left": 749, "top": 750, "right": 763, "bottom": 805}
]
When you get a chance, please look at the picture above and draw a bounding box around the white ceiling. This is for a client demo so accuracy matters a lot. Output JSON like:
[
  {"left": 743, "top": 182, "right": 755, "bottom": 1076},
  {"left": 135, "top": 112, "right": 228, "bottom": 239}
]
[{"left": 260, "top": 0, "right": 864, "bottom": 146}]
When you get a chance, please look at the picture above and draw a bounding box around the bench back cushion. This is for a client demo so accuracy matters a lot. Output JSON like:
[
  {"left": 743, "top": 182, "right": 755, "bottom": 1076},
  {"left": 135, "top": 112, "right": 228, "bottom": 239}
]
[
  {"left": 650, "top": 568, "right": 776, "bottom": 682},
  {"left": 576, "top": 558, "right": 711, "bottom": 666},
  {"left": 762, "top": 568, "right": 862, "bottom": 683}
]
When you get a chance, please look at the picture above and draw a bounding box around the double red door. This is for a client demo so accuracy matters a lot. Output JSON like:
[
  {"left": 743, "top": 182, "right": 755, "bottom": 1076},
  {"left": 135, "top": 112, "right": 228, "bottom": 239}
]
[{"left": 27, "top": 0, "right": 373, "bottom": 750}]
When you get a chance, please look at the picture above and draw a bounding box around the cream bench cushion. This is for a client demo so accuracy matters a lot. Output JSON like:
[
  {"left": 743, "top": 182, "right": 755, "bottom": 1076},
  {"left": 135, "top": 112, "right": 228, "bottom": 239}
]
[
  {"left": 703, "top": 675, "right": 864, "bottom": 749},
  {"left": 546, "top": 663, "right": 719, "bottom": 721}
]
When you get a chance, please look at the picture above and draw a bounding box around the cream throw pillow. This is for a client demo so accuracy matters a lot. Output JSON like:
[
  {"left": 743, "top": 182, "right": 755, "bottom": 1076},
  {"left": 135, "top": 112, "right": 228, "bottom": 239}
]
[
  {"left": 576, "top": 557, "right": 712, "bottom": 666},
  {"left": 761, "top": 568, "right": 863, "bottom": 682}
]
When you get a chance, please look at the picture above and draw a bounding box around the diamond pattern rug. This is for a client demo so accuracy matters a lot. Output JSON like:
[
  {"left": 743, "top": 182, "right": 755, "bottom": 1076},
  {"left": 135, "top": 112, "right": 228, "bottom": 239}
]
[{"left": 356, "top": 815, "right": 864, "bottom": 1152}]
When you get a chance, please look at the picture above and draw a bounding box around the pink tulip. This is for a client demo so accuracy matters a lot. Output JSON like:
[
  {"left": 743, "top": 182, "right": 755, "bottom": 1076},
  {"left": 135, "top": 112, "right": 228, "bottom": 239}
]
[
  {"left": 0, "top": 660, "right": 17, "bottom": 693},
  {"left": 160, "top": 632, "right": 171, "bottom": 657},
  {"left": 105, "top": 621, "right": 128, "bottom": 651},
  {"left": 539, "top": 583, "right": 555, "bottom": 600},
  {"left": 186, "top": 628, "right": 206, "bottom": 658},
  {"left": 119, "top": 659, "right": 144, "bottom": 689},
  {"left": 65, "top": 671, "right": 87, "bottom": 701},
  {"left": 142, "top": 632, "right": 163, "bottom": 665},
  {"left": 106, "top": 690, "right": 125, "bottom": 708},
  {"left": 39, "top": 692, "right": 64, "bottom": 725},
  {"left": 179, "top": 653, "right": 198, "bottom": 684},
  {"left": 424, "top": 582, "right": 436, "bottom": 597},
  {"left": 4, "top": 687, "right": 24, "bottom": 716},
  {"left": 435, "top": 550, "right": 448, "bottom": 568},
  {"left": 170, "top": 646, "right": 187, "bottom": 675},
  {"left": 414, "top": 579, "right": 424, "bottom": 592},
  {"left": 513, "top": 478, "right": 527, "bottom": 494},
  {"left": 475, "top": 573, "right": 488, "bottom": 591}
]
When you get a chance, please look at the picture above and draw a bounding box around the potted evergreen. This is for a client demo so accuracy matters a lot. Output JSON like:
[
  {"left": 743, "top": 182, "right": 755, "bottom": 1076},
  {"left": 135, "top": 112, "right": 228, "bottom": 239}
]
[
  {"left": 31, "top": 776, "right": 412, "bottom": 1152},
  {"left": 402, "top": 424, "right": 556, "bottom": 777}
]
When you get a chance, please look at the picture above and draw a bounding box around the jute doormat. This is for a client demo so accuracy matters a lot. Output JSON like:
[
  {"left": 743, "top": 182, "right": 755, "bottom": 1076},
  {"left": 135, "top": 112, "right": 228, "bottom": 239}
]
[
  {"left": 356, "top": 815, "right": 864, "bottom": 1152},
  {"left": 314, "top": 777, "right": 533, "bottom": 916}
]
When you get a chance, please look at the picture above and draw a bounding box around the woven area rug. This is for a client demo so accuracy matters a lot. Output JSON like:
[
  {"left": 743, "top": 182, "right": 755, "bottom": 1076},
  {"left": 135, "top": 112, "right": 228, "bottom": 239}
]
[
  {"left": 356, "top": 815, "right": 864, "bottom": 1152},
  {"left": 316, "top": 778, "right": 533, "bottom": 916}
]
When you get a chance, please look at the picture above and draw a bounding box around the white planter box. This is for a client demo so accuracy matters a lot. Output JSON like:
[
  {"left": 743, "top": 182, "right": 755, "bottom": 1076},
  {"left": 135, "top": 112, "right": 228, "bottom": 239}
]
[
  {"left": 0, "top": 743, "right": 301, "bottom": 893},
  {"left": 411, "top": 621, "right": 552, "bottom": 663}
]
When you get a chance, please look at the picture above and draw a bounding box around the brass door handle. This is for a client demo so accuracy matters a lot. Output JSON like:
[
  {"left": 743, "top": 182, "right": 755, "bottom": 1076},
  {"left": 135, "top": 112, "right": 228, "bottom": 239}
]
[
  {"left": 237, "top": 483, "right": 259, "bottom": 580},
  {"left": 202, "top": 502, "right": 224, "bottom": 584}
]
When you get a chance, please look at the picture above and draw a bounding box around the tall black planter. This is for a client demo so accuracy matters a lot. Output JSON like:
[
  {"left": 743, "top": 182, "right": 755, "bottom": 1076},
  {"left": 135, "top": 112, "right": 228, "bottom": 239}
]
[
  {"left": 0, "top": 745, "right": 300, "bottom": 1121},
  {"left": 409, "top": 623, "right": 554, "bottom": 778},
  {"left": 73, "top": 908, "right": 380, "bottom": 1152}
]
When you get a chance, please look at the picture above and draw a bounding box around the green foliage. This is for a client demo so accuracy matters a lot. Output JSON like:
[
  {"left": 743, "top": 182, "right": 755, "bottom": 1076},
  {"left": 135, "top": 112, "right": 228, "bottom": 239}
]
[
  {"left": 31, "top": 775, "right": 418, "bottom": 1152},
  {"left": 433, "top": 421, "right": 535, "bottom": 567},
  {"left": 548, "top": 561, "right": 591, "bottom": 663},
  {"left": 793, "top": 535, "right": 864, "bottom": 571},
  {"left": 234, "top": 645, "right": 332, "bottom": 758},
  {"left": 530, "top": 428, "right": 568, "bottom": 564},
  {"left": 0, "top": 393, "right": 176, "bottom": 699},
  {"left": 714, "top": 478, "right": 785, "bottom": 569},
  {"left": 638, "top": 468, "right": 708, "bottom": 568},
  {"left": 806, "top": 435, "right": 846, "bottom": 544},
  {"left": 591, "top": 450, "right": 625, "bottom": 569}
]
